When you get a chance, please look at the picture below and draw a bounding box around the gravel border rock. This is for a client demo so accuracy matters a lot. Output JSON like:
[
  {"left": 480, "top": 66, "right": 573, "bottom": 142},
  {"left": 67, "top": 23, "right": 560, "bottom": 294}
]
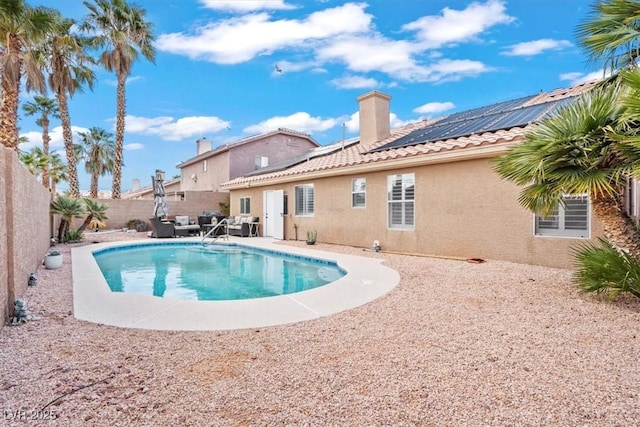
[{"left": 1, "top": 231, "right": 638, "bottom": 426}]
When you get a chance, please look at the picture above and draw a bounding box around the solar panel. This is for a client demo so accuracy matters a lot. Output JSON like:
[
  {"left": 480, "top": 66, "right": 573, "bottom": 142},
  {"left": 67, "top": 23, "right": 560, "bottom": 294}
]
[{"left": 370, "top": 95, "right": 577, "bottom": 153}]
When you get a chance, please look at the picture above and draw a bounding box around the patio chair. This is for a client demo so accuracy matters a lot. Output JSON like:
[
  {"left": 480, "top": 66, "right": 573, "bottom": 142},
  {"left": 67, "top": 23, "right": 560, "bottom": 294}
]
[{"left": 149, "top": 217, "right": 175, "bottom": 238}]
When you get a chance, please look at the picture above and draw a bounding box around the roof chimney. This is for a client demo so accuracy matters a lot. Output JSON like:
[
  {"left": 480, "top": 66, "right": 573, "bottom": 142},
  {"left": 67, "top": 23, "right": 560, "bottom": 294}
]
[
  {"left": 132, "top": 178, "right": 140, "bottom": 191},
  {"left": 196, "top": 137, "right": 212, "bottom": 155},
  {"left": 357, "top": 90, "right": 391, "bottom": 146}
]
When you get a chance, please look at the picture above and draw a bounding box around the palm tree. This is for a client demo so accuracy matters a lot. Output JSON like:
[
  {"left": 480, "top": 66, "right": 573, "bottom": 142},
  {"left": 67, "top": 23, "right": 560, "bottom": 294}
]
[
  {"left": 22, "top": 96, "right": 59, "bottom": 188},
  {"left": 0, "top": 1, "right": 56, "bottom": 150},
  {"left": 493, "top": 82, "right": 640, "bottom": 258},
  {"left": 50, "top": 195, "right": 85, "bottom": 243},
  {"left": 78, "top": 127, "right": 115, "bottom": 198},
  {"left": 77, "top": 198, "right": 108, "bottom": 233},
  {"left": 44, "top": 14, "right": 95, "bottom": 198},
  {"left": 19, "top": 146, "right": 49, "bottom": 177},
  {"left": 48, "top": 152, "right": 68, "bottom": 195},
  {"left": 81, "top": 0, "right": 156, "bottom": 199},
  {"left": 576, "top": 0, "right": 640, "bottom": 75}
]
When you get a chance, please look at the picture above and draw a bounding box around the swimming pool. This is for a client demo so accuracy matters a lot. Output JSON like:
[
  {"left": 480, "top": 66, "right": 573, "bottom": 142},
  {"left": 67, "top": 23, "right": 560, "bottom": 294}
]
[
  {"left": 93, "top": 242, "right": 346, "bottom": 301},
  {"left": 72, "top": 238, "right": 400, "bottom": 330}
]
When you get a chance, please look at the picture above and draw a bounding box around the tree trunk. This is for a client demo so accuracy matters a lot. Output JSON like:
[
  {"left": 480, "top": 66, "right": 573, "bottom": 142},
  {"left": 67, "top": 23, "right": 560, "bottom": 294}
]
[
  {"left": 0, "top": 37, "right": 22, "bottom": 150},
  {"left": 42, "top": 116, "right": 50, "bottom": 188},
  {"left": 78, "top": 214, "right": 93, "bottom": 233},
  {"left": 57, "top": 92, "right": 79, "bottom": 198},
  {"left": 57, "top": 219, "right": 68, "bottom": 243},
  {"left": 591, "top": 193, "right": 640, "bottom": 258},
  {"left": 111, "top": 72, "right": 127, "bottom": 199},
  {"left": 90, "top": 173, "right": 99, "bottom": 198}
]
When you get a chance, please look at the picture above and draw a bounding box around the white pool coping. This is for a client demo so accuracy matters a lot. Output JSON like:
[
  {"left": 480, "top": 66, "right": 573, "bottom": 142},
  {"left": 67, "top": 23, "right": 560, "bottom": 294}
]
[{"left": 72, "top": 237, "right": 400, "bottom": 331}]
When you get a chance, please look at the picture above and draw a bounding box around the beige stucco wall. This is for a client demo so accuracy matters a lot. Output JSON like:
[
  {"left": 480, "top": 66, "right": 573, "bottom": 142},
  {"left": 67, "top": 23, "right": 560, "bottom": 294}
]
[
  {"left": 230, "top": 157, "right": 604, "bottom": 268},
  {"left": 181, "top": 151, "right": 230, "bottom": 192},
  {"left": 1, "top": 147, "right": 51, "bottom": 323}
]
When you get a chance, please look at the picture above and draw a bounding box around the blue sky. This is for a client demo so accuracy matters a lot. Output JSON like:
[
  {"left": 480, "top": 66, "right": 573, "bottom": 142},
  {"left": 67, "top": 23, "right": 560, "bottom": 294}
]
[{"left": 21, "top": 0, "right": 601, "bottom": 192}]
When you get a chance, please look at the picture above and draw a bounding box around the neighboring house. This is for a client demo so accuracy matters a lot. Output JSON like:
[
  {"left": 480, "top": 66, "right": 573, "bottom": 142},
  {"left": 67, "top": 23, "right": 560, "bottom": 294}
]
[
  {"left": 122, "top": 177, "right": 182, "bottom": 200},
  {"left": 222, "top": 84, "right": 607, "bottom": 268},
  {"left": 177, "top": 130, "right": 320, "bottom": 192}
]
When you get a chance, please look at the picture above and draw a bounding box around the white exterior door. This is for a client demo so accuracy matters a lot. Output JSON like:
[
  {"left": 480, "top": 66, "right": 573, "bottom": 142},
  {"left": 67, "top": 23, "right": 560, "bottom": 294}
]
[{"left": 263, "top": 190, "right": 284, "bottom": 239}]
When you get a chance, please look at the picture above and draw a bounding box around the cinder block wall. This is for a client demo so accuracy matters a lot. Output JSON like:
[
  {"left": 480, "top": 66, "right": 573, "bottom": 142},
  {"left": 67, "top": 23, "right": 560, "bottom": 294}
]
[{"left": 1, "top": 147, "right": 51, "bottom": 324}]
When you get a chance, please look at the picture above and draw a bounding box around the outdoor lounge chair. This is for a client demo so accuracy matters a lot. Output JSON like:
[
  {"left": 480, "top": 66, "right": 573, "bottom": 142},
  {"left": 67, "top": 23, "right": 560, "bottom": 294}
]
[{"left": 149, "top": 217, "right": 176, "bottom": 238}]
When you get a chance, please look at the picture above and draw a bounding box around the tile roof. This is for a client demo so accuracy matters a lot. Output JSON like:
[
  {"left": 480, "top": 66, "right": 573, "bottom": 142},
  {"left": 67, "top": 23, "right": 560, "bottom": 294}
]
[
  {"left": 222, "top": 80, "right": 598, "bottom": 189},
  {"left": 178, "top": 128, "right": 320, "bottom": 168}
]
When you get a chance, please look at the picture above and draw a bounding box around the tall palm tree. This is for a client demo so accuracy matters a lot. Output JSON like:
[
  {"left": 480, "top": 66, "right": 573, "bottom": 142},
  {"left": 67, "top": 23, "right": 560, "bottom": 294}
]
[
  {"left": 78, "top": 127, "right": 115, "bottom": 198},
  {"left": 81, "top": 0, "right": 156, "bottom": 199},
  {"left": 44, "top": 14, "right": 95, "bottom": 198},
  {"left": 493, "top": 82, "right": 640, "bottom": 258},
  {"left": 22, "top": 96, "right": 59, "bottom": 187},
  {"left": 576, "top": 0, "right": 640, "bottom": 74},
  {"left": 0, "top": 1, "right": 56, "bottom": 150}
]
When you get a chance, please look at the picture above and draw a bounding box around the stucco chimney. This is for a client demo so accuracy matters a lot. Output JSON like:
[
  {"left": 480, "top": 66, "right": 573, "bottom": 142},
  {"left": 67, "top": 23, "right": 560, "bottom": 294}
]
[
  {"left": 196, "top": 137, "right": 212, "bottom": 155},
  {"left": 357, "top": 90, "right": 391, "bottom": 145},
  {"left": 132, "top": 178, "right": 140, "bottom": 191}
]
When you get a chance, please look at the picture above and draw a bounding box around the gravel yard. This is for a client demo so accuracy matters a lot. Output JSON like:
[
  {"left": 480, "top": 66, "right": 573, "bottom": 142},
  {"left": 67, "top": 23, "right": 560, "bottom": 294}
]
[{"left": 1, "top": 231, "right": 639, "bottom": 426}]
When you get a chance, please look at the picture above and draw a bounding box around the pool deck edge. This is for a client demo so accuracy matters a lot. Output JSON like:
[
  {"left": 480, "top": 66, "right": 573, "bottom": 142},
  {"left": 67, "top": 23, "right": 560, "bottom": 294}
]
[{"left": 72, "top": 237, "right": 400, "bottom": 331}]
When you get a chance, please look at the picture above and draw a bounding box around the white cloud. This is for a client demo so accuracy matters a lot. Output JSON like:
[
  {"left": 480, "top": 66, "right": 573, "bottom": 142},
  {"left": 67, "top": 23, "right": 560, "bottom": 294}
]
[
  {"left": 330, "top": 75, "right": 379, "bottom": 89},
  {"left": 343, "top": 111, "right": 411, "bottom": 134},
  {"left": 503, "top": 39, "right": 573, "bottom": 56},
  {"left": 19, "top": 125, "right": 89, "bottom": 149},
  {"left": 125, "top": 115, "right": 231, "bottom": 141},
  {"left": 157, "top": 1, "right": 509, "bottom": 84},
  {"left": 413, "top": 101, "right": 455, "bottom": 115},
  {"left": 402, "top": 0, "right": 514, "bottom": 49},
  {"left": 199, "top": 0, "right": 295, "bottom": 12},
  {"left": 105, "top": 75, "right": 143, "bottom": 87},
  {"left": 244, "top": 112, "right": 340, "bottom": 134},
  {"left": 124, "top": 143, "right": 144, "bottom": 150},
  {"left": 156, "top": 3, "right": 372, "bottom": 64},
  {"left": 560, "top": 70, "right": 606, "bottom": 86}
]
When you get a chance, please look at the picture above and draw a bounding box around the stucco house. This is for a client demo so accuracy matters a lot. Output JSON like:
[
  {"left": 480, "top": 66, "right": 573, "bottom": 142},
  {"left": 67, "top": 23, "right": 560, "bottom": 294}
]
[
  {"left": 222, "top": 83, "right": 608, "bottom": 268},
  {"left": 177, "top": 129, "right": 320, "bottom": 193}
]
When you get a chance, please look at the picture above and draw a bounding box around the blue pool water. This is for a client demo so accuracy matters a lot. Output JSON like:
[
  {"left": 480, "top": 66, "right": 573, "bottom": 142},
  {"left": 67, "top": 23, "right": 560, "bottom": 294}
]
[{"left": 93, "top": 243, "right": 346, "bottom": 301}]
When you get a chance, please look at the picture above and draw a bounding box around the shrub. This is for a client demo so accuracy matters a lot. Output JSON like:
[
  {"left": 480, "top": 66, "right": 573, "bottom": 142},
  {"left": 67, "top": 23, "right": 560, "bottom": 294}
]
[
  {"left": 572, "top": 237, "right": 640, "bottom": 299},
  {"left": 63, "top": 229, "right": 83, "bottom": 243},
  {"left": 126, "top": 219, "right": 148, "bottom": 232}
]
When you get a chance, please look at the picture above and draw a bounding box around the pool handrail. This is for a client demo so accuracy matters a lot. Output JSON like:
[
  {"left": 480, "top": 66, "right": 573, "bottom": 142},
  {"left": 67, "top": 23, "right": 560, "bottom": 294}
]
[{"left": 202, "top": 218, "right": 229, "bottom": 246}]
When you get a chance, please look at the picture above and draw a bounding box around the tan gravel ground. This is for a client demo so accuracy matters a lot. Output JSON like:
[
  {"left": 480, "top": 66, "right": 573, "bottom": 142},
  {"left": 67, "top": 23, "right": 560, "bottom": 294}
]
[{"left": 1, "top": 231, "right": 639, "bottom": 426}]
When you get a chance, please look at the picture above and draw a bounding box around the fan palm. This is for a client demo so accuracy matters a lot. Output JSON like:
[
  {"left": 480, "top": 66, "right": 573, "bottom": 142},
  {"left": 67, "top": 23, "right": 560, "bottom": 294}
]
[
  {"left": 50, "top": 195, "right": 85, "bottom": 243},
  {"left": 576, "top": 0, "right": 640, "bottom": 74},
  {"left": 78, "top": 127, "right": 115, "bottom": 198},
  {"left": 19, "top": 147, "right": 49, "bottom": 177},
  {"left": 0, "top": 1, "right": 56, "bottom": 150},
  {"left": 44, "top": 13, "right": 95, "bottom": 198},
  {"left": 81, "top": 0, "right": 156, "bottom": 199},
  {"left": 77, "top": 198, "right": 109, "bottom": 233},
  {"left": 22, "top": 96, "right": 59, "bottom": 188},
  {"left": 48, "top": 152, "right": 68, "bottom": 195},
  {"left": 493, "top": 81, "right": 640, "bottom": 257}
]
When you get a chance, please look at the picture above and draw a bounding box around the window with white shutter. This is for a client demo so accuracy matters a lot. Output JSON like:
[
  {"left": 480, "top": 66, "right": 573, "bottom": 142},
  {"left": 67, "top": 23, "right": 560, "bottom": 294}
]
[
  {"left": 535, "top": 195, "right": 589, "bottom": 238},
  {"left": 295, "top": 184, "right": 314, "bottom": 216},
  {"left": 352, "top": 178, "right": 366, "bottom": 208},
  {"left": 387, "top": 173, "right": 414, "bottom": 229}
]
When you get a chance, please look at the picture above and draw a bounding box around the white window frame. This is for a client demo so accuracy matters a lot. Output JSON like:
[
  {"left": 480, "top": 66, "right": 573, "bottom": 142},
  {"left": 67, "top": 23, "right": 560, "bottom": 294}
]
[
  {"left": 255, "top": 155, "right": 269, "bottom": 169},
  {"left": 352, "top": 178, "right": 366, "bottom": 208},
  {"left": 203, "top": 159, "right": 208, "bottom": 172},
  {"left": 387, "top": 173, "right": 415, "bottom": 230},
  {"left": 240, "top": 197, "right": 250, "bottom": 214},
  {"left": 295, "top": 184, "right": 314, "bottom": 216},
  {"left": 534, "top": 195, "right": 590, "bottom": 238}
]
